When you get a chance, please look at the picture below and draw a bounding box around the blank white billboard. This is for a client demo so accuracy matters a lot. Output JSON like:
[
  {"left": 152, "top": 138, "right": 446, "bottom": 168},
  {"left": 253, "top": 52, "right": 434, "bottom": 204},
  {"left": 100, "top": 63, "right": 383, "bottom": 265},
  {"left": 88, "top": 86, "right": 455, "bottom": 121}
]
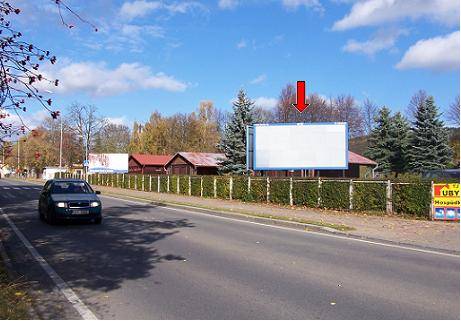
[
  {"left": 88, "top": 153, "right": 129, "bottom": 173},
  {"left": 252, "top": 123, "right": 348, "bottom": 170}
]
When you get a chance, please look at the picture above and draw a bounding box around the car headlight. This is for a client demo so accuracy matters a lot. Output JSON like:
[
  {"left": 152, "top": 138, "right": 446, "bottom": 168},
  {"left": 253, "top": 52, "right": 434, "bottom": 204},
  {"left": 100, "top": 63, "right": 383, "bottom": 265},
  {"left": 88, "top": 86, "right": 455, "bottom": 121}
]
[
  {"left": 90, "top": 201, "right": 100, "bottom": 207},
  {"left": 56, "top": 202, "right": 67, "bottom": 208}
]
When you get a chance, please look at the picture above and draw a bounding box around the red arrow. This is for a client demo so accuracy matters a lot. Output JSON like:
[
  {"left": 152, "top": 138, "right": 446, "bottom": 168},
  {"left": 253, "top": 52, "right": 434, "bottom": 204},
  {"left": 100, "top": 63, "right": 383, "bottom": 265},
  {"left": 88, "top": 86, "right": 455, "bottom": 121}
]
[{"left": 292, "top": 81, "right": 309, "bottom": 112}]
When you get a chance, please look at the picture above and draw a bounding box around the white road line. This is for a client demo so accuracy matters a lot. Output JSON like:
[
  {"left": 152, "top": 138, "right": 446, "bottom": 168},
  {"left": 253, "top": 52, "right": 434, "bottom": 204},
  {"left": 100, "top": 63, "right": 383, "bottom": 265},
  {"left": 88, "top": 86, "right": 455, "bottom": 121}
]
[
  {"left": 3, "top": 187, "right": 10, "bottom": 189},
  {"left": 0, "top": 209, "right": 98, "bottom": 320},
  {"left": 13, "top": 187, "right": 20, "bottom": 190},
  {"left": 22, "top": 187, "right": 30, "bottom": 190},
  {"left": 101, "top": 194, "right": 460, "bottom": 259}
]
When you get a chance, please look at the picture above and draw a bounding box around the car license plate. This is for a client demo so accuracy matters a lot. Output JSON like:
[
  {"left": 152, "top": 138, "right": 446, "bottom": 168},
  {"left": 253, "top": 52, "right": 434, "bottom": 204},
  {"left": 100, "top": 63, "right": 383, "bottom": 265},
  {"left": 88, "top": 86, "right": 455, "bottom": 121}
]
[{"left": 72, "top": 209, "right": 89, "bottom": 215}]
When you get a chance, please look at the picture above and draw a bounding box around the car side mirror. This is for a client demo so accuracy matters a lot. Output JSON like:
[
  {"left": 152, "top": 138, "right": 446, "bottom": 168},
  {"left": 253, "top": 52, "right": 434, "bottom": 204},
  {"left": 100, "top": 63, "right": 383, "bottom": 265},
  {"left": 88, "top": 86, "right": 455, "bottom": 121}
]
[{"left": 95, "top": 191, "right": 101, "bottom": 195}]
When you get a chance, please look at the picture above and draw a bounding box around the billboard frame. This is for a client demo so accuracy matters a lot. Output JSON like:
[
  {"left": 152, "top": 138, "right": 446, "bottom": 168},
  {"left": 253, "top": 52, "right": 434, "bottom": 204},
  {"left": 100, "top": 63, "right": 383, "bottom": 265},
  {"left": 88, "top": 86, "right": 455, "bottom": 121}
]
[{"left": 250, "top": 122, "right": 349, "bottom": 171}]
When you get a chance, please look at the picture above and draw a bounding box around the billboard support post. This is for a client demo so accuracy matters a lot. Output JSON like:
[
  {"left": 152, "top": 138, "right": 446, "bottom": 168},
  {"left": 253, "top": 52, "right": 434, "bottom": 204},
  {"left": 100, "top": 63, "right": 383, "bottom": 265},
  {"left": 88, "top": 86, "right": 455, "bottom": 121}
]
[
  {"left": 349, "top": 179, "right": 353, "bottom": 210},
  {"left": 266, "top": 177, "right": 270, "bottom": 203},
  {"left": 289, "top": 177, "right": 293, "bottom": 206},
  {"left": 317, "top": 177, "right": 322, "bottom": 207},
  {"left": 430, "top": 181, "right": 434, "bottom": 221}
]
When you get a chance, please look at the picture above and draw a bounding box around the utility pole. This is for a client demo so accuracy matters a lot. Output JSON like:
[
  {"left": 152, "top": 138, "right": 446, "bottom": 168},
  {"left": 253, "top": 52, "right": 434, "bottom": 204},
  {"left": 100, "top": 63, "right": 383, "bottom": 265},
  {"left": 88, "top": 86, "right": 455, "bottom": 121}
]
[
  {"left": 59, "top": 115, "right": 63, "bottom": 169},
  {"left": 17, "top": 138, "right": 20, "bottom": 175}
]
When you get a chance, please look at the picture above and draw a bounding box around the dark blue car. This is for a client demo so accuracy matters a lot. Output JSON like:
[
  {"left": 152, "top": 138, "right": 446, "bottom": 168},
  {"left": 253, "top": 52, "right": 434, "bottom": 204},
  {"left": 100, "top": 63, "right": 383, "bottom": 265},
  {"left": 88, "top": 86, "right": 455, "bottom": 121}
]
[{"left": 38, "top": 179, "right": 102, "bottom": 224}]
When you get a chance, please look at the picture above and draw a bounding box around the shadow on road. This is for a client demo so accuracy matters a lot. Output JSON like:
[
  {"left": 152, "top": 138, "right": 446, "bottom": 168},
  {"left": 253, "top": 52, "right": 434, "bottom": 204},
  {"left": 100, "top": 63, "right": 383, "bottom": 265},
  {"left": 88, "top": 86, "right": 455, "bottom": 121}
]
[{"left": 0, "top": 187, "right": 194, "bottom": 295}]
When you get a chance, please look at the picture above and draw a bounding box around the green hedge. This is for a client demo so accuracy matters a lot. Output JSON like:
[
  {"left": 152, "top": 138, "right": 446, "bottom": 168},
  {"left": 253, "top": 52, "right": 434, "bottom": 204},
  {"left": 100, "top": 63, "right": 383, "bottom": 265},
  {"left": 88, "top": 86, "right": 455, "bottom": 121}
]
[
  {"left": 216, "top": 177, "right": 230, "bottom": 199},
  {"left": 392, "top": 183, "right": 431, "bottom": 218},
  {"left": 321, "top": 180, "right": 349, "bottom": 210},
  {"left": 353, "top": 182, "right": 386, "bottom": 211},
  {"left": 190, "top": 176, "right": 201, "bottom": 196},
  {"left": 248, "top": 179, "right": 266, "bottom": 202},
  {"left": 159, "top": 176, "right": 168, "bottom": 193},
  {"left": 170, "top": 176, "right": 179, "bottom": 193},
  {"left": 151, "top": 175, "right": 159, "bottom": 192},
  {"left": 293, "top": 180, "right": 318, "bottom": 207},
  {"left": 128, "top": 175, "right": 135, "bottom": 189},
  {"left": 232, "top": 177, "right": 247, "bottom": 200},
  {"left": 202, "top": 176, "right": 214, "bottom": 198},
  {"left": 179, "top": 176, "right": 189, "bottom": 194},
  {"left": 270, "top": 179, "right": 290, "bottom": 205}
]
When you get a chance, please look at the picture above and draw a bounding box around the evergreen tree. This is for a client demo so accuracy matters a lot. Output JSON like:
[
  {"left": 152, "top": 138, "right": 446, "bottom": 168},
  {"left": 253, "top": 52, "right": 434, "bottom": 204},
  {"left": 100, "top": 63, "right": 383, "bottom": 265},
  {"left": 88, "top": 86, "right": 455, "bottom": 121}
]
[
  {"left": 388, "top": 112, "right": 411, "bottom": 176},
  {"left": 364, "top": 107, "right": 393, "bottom": 174},
  {"left": 408, "top": 96, "right": 453, "bottom": 172},
  {"left": 218, "top": 89, "right": 255, "bottom": 174}
]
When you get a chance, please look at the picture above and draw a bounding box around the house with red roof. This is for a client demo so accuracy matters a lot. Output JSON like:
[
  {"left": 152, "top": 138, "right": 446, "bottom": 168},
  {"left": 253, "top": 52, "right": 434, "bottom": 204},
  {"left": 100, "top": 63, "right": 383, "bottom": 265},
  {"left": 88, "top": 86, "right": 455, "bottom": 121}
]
[
  {"left": 165, "top": 152, "right": 225, "bottom": 175},
  {"left": 129, "top": 154, "right": 172, "bottom": 174},
  {"left": 262, "top": 151, "right": 377, "bottom": 178}
]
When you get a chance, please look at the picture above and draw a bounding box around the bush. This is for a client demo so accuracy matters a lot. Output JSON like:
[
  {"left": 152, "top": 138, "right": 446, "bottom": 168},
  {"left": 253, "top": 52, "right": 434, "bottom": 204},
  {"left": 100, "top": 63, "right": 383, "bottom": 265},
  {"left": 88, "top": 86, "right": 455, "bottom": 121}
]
[
  {"left": 292, "top": 180, "right": 318, "bottom": 207},
  {"left": 392, "top": 182, "right": 431, "bottom": 218},
  {"left": 128, "top": 175, "right": 135, "bottom": 189},
  {"left": 159, "top": 176, "right": 168, "bottom": 193},
  {"left": 353, "top": 182, "right": 386, "bottom": 211},
  {"left": 248, "top": 178, "right": 266, "bottom": 202},
  {"left": 232, "top": 177, "right": 248, "bottom": 200},
  {"left": 202, "top": 176, "right": 214, "bottom": 198},
  {"left": 170, "top": 176, "right": 179, "bottom": 193},
  {"left": 270, "top": 179, "right": 290, "bottom": 205},
  {"left": 321, "top": 180, "right": 349, "bottom": 210},
  {"left": 190, "top": 176, "right": 201, "bottom": 196},
  {"left": 150, "top": 175, "right": 159, "bottom": 192},
  {"left": 179, "top": 176, "right": 189, "bottom": 194},
  {"left": 216, "top": 177, "right": 230, "bottom": 199}
]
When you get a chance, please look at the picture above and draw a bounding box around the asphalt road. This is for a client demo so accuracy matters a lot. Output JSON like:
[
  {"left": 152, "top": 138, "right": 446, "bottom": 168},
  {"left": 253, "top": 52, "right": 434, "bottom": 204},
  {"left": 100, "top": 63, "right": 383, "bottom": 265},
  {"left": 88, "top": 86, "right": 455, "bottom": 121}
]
[{"left": 0, "top": 179, "right": 459, "bottom": 319}]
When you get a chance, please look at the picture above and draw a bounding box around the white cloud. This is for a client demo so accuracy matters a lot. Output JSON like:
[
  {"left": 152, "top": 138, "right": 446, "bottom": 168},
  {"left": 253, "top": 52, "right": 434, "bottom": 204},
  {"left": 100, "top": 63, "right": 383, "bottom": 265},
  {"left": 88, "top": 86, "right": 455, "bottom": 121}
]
[
  {"left": 120, "top": 0, "right": 206, "bottom": 20},
  {"left": 40, "top": 61, "right": 188, "bottom": 96},
  {"left": 120, "top": 0, "right": 162, "bottom": 20},
  {"left": 396, "top": 31, "right": 460, "bottom": 71},
  {"left": 218, "top": 0, "right": 238, "bottom": 10},
  {"left": 249, "top": 74, "right": 267, "bottom": 85},
  {"left": 342, "top": 28, "right": 408, "bottom": 55},
  {"left": 282, "top": 0, "right": 323, "bottom": 11},
  {"left": 3, "top": 110, "right": 51, "bottom": 130},
  {"left": 237, "top": 39, "right": 247, "bottom": 49},
  {"left": 106, "top": 116, "right": 129, "bottom": 126},
  {"left": 253, "top": 97, "right": 278, "bottom": 109},
  {"left": 333, "top": 0, "right": 460, "bottom": 31}
]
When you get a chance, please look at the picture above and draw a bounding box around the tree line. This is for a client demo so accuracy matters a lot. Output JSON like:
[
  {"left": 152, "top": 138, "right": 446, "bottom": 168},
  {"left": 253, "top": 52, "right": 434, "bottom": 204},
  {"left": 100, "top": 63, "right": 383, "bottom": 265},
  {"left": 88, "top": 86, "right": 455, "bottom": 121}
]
[{"left": 1, "top": 85, "right": 458, "bottom": 177}]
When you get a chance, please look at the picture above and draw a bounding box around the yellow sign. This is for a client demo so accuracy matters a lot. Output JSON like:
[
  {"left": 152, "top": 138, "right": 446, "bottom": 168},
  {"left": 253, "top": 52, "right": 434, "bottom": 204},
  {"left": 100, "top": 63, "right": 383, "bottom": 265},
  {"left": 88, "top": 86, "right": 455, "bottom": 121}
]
[{"left": 433, "top": 183, "right": 460, "bottom": 220}]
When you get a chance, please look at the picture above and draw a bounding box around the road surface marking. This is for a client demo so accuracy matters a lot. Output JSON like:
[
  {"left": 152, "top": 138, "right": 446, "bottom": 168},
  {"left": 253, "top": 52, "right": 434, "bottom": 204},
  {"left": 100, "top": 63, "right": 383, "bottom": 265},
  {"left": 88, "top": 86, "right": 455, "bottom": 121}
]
[
  {"left": 0, "top": 209, "right": 98, "bottom": 320},
  {"left": 101, "top": 194, "right": 459, "bottom": 258},
  {"left": 2, "top": 187, "right": 10, "bottom": 189}
]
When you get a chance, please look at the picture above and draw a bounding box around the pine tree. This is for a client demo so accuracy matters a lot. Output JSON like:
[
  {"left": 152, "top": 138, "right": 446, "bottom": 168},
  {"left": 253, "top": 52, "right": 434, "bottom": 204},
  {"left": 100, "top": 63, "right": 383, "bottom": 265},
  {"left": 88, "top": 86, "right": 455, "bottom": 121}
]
[
  {"left": 364, "top": 107, "right": 393, "bottom": 174},
  {"left": 388, "top": 112, "right": 411, "bottom": 176},
  {"left": 218, "top": 89, "right": 255, "bottom": 174},
  {"left": 408, "top": 96, "right": 453, "bottom": 172}
]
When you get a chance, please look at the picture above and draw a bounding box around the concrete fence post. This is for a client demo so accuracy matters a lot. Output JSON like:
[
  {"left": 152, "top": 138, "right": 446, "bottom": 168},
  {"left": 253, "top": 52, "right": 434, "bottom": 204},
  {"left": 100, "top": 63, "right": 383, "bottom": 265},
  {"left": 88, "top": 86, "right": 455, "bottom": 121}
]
[
  {"left": 149, "top": 175, "right": 152, "bottom": 192},
  {"left": 157, "top": 176, "right": 160, "bottom": 193},
  {"left": 188, "top": 176, "right": 191, "bottom": 196},
  {"left": 289, "top": 177, "right": 293, "bottom": 206},
  {"left": 247, "top": 176, "right": 251, "bottom": 195},
  {"left": 200, "top": 177, "right": 203, "bottom": 197},
  {"left": 116, "top": 174, "right": 119, "bottom": 188},
  {"left": 349, "top": 179, "right": 353, "bottom": 210},
  {"left": 122, "top": 174, "right": 125, "bottom": 188},
  {"left": 317, "top": 177, "right": 322, "bottom": 207},
  {"left": 167, "top": 176, "right": 170, "bottom": 193},
  {"left": 266, "top": 177, "right": 270, "bottom": 203},
  {"left": 177, "top": 176, "right": 180, "bottom": 194},
  {"left": 128, "top": 175, "right": 131, "bottom": 189},
  {"left": 111, "top": 174, "right": 114, "bottom": 187},
  {"left": 213, "top": 177, "right": 217, "bottom": 198},
  {"left": 386, "top": 180, "right": 392, "bottom": 214},
  {"left": 134, "top": 175, "right": 138, "bottom": 190},
  {"left": 142, "top": 175, "right": 145, "bottom": 191},
  {"left": 229, "top": 177, "right": 233, "bottom": 200}
]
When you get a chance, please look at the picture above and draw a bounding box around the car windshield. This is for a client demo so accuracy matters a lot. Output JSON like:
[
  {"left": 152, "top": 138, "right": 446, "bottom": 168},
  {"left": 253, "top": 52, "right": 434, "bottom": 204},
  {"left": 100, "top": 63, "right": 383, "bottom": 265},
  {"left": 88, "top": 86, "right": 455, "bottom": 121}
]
[{"left": 51, "top": 182, "right": 93, "bottom": 194}]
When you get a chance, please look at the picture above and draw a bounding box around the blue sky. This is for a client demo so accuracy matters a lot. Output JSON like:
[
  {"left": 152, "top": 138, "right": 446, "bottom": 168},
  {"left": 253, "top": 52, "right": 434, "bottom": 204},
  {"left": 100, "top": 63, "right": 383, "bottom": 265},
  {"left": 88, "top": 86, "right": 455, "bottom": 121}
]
[{"left": 9, "top": 0, "right": 460, "bottom": 127}]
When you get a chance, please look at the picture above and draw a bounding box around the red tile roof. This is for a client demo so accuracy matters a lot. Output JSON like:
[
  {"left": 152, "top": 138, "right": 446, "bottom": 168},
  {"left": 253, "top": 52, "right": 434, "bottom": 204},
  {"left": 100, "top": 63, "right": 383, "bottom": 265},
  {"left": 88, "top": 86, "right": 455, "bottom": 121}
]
[
  {"left": 349, "top": 151, "right": 376, "bottom": 165},
  {"left": 175, "top": 152, "right": 226, "bottom": 167},
  {"left": 130, "top": 154, "right": 172, "bottom": 166}
]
